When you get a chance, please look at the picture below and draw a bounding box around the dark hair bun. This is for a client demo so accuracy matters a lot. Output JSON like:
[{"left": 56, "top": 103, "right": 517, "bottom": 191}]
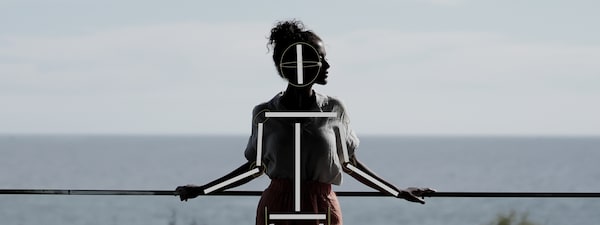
[
  {"left": 268, "top": 20, "right": 320, "bottom": 78},
  {"left": 269, "top": 20, "right": 306, "bottom": 47}
]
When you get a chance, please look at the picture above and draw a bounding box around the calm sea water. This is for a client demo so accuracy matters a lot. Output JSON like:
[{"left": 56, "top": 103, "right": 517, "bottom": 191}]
[{"left": 1, "top": 135, "right": 599, "bottom": 225}]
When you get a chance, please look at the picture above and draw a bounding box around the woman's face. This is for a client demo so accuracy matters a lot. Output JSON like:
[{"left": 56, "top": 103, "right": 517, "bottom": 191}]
[
  {"left": 312, "top": 40, "right": 330, "bottom": 85},
  {"left": 279, "top": 39, "right": 330, "bottom": 86}
]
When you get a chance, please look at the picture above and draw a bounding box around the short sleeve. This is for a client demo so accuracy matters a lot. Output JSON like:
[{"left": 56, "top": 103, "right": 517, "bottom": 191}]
[
  {"left": 244, "top": 104, "right": 268, "bottom": 161},
  {"left": 328, "top": 96, "right": 359, "bottom": 157},
  {"left": 340, "top": 105, "right": 359, "bottom": 156}
]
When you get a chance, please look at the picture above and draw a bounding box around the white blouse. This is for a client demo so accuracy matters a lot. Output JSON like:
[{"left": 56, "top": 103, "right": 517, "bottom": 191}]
[{"left": 244, "top": 92, "right": 359, "bottom": 185}]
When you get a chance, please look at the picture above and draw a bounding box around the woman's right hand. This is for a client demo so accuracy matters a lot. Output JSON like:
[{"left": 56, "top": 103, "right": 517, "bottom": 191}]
[
  {"left": 175, "top": 185, "right": 205, "bottom": 201},
  {"left": 397, "top": 187, "right": 436, "bottom": 204}
]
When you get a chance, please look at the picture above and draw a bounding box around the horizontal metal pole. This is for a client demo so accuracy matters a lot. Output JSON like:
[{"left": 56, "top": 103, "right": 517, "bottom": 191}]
[
  {"left": 0, "top": 189, "right": 176, "bottom": 196},
  {"left": 1, "top": 189, "right": 600, "bottom": 198},
  {"left": 424, "top": 192, "right": 600, "bottom": 198}
]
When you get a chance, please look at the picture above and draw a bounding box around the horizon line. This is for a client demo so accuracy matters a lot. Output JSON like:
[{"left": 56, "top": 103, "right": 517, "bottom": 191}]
[{"left": 1, "top": 133, "right": 599, "bottom": 138}]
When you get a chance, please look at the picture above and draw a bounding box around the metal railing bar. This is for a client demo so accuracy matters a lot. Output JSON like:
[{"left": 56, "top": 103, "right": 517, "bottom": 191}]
[{"left": 1, "top": 189, "right": 599, "bottom": 198}]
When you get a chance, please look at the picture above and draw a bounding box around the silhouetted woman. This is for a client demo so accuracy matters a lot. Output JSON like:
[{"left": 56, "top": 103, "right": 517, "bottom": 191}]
[{"left": 176, "top": 20, "right": 434, "bottom": 225}]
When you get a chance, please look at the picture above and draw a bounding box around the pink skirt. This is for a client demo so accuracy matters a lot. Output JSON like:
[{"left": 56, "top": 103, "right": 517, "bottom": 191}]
[{"left": 255, "top": 179, "right": 343, "bottom": 225}]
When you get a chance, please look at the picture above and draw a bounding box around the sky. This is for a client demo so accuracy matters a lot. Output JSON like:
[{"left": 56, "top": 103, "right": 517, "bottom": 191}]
[{"left": 1, "top": 0, "right": 599, "bottom": 136}]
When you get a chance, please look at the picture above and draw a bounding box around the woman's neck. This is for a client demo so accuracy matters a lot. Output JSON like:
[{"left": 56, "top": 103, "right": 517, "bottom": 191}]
[{"left": 281, "top": 84, "right": 315, "bottom": 110}]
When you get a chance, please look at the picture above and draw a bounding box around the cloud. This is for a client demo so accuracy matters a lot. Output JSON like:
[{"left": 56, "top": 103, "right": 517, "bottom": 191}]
[
  {"left": 1, "top": 21, "right": 276, "bottom": 95},
  {"left": 0, "top": 21, "right": 283, "bottom": 134},
  {"left": 325, "top": 29, "right": 600, "bottom": 135},
  {"left": 1, "top": 23, "right": 599, "bottom": 135},
  {"left": 327, "top": 29, "right": 600, "bottom": 92},
  {"left": 417, "top": 0, "right": 467, "bottom": 6}
]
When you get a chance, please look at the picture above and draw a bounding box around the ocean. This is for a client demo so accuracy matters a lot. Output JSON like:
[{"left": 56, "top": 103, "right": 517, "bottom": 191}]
[{"left": 1, "top": 135, "right": 599, "bottom": 225}]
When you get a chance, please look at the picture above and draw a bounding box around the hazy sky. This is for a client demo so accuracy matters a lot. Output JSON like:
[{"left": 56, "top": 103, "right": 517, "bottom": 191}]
[{"left": 1, "top": 0, "right": 599, "bottom": 135}]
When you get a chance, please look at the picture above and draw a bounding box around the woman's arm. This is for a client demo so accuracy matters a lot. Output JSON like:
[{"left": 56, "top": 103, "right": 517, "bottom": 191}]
[
  {"left": 177, "top": 106, "right": 267, "bottom": 201},
  {"left": 176, "top": 160, "right": 263, "bottom": 201},
  {"left": 344, "top": 155, "right": 434, "bottom": 204}
]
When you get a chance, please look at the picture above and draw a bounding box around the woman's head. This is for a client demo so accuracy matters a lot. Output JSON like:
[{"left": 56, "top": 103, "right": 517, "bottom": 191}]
[{"left": 268, "top": 20, "right": 330, "bottom": 86}]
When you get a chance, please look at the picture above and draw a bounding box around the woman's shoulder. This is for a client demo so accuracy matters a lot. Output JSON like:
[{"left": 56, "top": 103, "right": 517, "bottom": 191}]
[
  {"left": 251, "top": 92, "right": 282, "bottom": 115},
  {"left": 315, "top": 92, "right": 353, "bottom": 124},
  {"left": 316, "top": 92, "right": 347, "bottom": 111}
]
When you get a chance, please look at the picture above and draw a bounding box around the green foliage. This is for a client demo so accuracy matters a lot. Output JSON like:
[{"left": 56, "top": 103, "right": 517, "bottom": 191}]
[{"left": 485, "top": 211, "right": 541, "bottom": 225}]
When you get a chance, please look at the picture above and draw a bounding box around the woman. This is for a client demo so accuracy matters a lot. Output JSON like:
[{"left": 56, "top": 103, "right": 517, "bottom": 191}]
[{"left": 176, "top": 20, "right": 434, "bottom": 225}]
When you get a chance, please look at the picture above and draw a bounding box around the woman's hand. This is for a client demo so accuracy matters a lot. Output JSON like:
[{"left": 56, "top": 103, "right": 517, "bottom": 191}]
[
  {"left": 175, "top": 185, "right": 205, "bottom": 201},
  {"left": 397, "top": 187, "right": 436, "bottom": 204}
]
